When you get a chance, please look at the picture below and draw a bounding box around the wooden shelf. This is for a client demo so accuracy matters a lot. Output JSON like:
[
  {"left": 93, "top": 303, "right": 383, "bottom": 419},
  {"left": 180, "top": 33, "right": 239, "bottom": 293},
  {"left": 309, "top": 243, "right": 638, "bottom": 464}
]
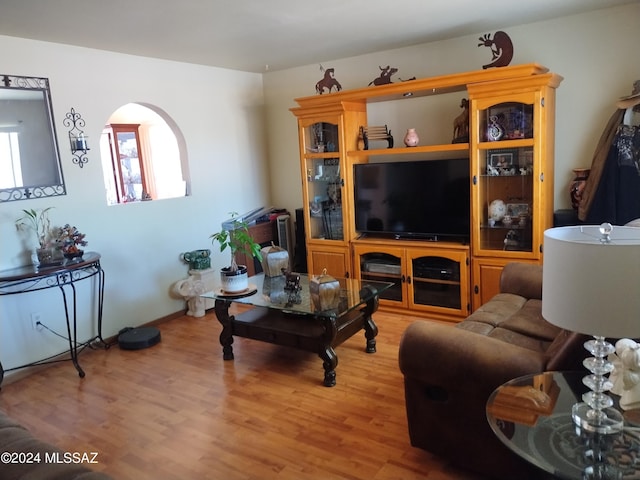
[
  {"left": 413, "top": 277, "right": 461, "bottom": 286},
  {"left": 478, "top": 139, "right": 534, "bottom": 150},
  {"left": 348, "top": 143, "right": 469, "bottom": 159},
  {"left": 294, "top": 63, "right": 550, "bottom": 108}
]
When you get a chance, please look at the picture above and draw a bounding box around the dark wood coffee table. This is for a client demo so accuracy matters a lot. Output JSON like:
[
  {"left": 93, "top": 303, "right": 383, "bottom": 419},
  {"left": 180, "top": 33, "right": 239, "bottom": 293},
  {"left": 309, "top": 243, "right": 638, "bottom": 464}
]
[{"left": 202, "top": 273, "right": 392, "bottom": 387}]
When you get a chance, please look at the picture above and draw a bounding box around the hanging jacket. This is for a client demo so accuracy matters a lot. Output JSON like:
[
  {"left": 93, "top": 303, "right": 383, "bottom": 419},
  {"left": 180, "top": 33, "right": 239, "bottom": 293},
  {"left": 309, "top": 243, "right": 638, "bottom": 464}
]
[
  {"left": 579, "top": 108, "right": 640, "bottom": 225},
  {"left": 578, "top": 109, "right": 624, "bottom": 221}
]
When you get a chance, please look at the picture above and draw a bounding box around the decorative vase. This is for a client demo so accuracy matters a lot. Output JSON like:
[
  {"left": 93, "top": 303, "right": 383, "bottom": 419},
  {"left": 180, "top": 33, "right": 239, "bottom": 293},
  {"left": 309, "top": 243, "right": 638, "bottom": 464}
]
[
  {"left": 260, "top": 244, "right": 289, "bottom": 277},
  {"left": 181, "top": 249, "right": 211, "bottom": 270},
  {"left": 403, "top": 128, "right": 419, "bottom": 147},
  {"left": 488, "top": 199, "right": 507, "bottom": 222},
  {"left": 220, "top": 265, "right": 249, "bottom": 293},
  {"left": 569, "top": 168, "right": 590, "bottom": 211}
]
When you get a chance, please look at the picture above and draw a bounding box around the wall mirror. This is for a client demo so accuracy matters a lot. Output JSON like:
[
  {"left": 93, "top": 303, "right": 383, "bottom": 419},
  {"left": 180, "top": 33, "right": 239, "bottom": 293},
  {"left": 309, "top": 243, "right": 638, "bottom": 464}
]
[{"left": 0, "top": 74, "right": 66, "bottom": 202}]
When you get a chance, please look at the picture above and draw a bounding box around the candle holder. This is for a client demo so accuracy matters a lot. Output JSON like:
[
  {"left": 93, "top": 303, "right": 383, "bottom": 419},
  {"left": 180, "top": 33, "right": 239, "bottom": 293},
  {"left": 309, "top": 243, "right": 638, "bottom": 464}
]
[{"left": 64, "top": 107, "right": 90, "bottom": 168}]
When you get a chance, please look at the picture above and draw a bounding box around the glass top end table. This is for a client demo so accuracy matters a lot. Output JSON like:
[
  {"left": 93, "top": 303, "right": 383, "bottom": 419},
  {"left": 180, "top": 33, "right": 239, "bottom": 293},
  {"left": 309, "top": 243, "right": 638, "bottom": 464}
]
[
  {"left": 202, "top": 273, "right": 393, "bottom": 387},
  {"left": 487, "top": 371, "right": 640, "bottom": 479}
]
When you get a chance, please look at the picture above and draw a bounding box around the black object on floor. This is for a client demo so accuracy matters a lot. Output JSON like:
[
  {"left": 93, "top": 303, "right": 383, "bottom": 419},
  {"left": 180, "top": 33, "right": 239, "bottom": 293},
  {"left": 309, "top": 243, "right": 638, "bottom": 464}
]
[{"left": 118, "top": 327, "right": 161, "bottom": 350}]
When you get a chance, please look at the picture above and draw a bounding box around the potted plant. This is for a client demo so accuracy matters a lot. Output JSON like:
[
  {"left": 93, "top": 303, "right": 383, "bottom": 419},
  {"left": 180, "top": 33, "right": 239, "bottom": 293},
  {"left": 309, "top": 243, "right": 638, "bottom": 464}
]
[
  {"left": 15, "top": 207, "right": 55, "bottom": 264},
  {"left": 210, "top": 212, "right": 262, "bottom": 293}
]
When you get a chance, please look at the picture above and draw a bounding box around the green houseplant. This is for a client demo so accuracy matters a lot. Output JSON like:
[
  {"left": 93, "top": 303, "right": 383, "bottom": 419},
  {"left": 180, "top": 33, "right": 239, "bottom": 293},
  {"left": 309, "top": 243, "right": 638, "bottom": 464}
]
[
  {"left": 15, "top": 207, "right": 56, "bottom": 264},
  {"left": 210, "top": 212, "right": 262, "bottom": 292},
  {"left": 15, "top": 207, "right": 53, "bottom": 249}
]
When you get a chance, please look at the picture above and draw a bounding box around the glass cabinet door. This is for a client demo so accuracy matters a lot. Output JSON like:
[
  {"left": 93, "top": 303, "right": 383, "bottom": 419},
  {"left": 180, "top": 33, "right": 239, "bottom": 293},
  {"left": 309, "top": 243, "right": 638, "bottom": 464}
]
[
  {"left": 410, "top": 255, "right": 462, "bottom": 310},
  {"left": 475, "top": 101, "right": 535, "bottom": 254},
  {"left": 302, "top": 121, "right": 344, "bottom": 241},
  {"left": 358, "top": 251, "right": 403, "bottom": 302}
]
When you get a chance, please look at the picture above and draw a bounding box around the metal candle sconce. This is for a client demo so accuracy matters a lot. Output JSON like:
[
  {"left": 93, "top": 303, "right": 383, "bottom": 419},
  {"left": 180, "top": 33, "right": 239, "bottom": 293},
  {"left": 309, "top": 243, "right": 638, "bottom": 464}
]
[{"left": 64, "top": 107, "right": 89, "bottom": 168}]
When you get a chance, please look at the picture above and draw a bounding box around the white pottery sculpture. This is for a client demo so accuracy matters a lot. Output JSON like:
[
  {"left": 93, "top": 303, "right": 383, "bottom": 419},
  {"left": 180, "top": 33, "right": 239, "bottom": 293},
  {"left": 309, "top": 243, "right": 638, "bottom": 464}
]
[
  {"left": 172, "top": 278, "right": 206, "bottom": 317},
  {"left": 609, "top": 338, "right": 640, "bottom": 410}
]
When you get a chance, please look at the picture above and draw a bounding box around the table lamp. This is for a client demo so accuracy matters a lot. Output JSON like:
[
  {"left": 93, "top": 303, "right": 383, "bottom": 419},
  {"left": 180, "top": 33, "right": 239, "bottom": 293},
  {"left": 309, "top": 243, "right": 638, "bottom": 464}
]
[{"left": 542, "top": 223, "right": 640, "bottom": 434}]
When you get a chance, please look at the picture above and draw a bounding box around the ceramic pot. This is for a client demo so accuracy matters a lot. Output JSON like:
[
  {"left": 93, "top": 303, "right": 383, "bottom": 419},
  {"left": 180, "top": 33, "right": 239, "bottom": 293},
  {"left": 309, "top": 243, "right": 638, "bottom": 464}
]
[
  {"left": 403, "top": 128, "right": 419, "bottom": 147},
  {"left": 63, "top": 250, "right": 84, "bottom": 260},
  {"left": 36, "top": 247, "right": 54, "bottom": 265},
  {"left": 569, "top": 168, "right": 590, "bottom": 210},
  {"left": 220, "top": 265, "right": 248, "bottom": 293}
]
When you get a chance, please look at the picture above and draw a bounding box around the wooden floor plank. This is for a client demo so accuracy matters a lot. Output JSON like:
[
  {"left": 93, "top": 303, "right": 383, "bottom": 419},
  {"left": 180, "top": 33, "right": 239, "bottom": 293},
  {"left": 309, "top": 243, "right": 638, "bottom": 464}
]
[{"left": 0, "top": 308, "right": 488, "bottom": 479}]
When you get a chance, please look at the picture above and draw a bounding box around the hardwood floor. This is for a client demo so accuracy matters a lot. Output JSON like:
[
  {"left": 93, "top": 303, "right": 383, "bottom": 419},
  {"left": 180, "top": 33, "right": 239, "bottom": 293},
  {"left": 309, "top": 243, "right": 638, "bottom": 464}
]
[{"left": 0, "top": 307, "right": 487, "bottom": 479}]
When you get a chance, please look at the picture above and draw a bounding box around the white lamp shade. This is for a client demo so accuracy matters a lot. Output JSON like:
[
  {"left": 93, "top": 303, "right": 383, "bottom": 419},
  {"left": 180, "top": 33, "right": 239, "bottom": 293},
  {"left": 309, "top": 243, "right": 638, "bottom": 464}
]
[{"left": 542, "top": 225, "right": 640, "bottom": 339}]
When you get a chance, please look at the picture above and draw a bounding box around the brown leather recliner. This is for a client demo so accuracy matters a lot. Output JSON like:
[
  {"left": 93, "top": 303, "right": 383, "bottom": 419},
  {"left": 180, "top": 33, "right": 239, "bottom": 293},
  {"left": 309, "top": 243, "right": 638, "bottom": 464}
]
[{"left": 398, "top": 262, "right": 587, "bottom": 479}]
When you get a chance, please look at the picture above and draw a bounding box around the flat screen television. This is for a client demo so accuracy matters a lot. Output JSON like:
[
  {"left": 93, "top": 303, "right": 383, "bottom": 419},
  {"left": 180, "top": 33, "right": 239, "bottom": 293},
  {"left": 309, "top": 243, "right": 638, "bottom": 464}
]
[{"left": 353, "top": 158, "right": 470, "bottom": 241}]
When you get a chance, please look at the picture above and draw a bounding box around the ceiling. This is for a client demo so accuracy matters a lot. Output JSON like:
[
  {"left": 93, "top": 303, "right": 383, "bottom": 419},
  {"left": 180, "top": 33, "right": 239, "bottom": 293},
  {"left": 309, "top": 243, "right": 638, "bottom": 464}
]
[{"left": 0, "top": 0, "right": 634, "bottom": 73}]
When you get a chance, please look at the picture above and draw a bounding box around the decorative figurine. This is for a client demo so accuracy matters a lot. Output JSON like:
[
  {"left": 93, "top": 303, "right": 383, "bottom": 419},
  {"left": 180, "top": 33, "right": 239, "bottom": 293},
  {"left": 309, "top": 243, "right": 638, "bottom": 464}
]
[
  {"left": 478, "top": 31, "right": 514, "bottom": 69},
  {"left": 172, "top": 278, "right": 206, "bottom": 317},
  {"left": 452, "top": 98, "right": 470, "bottom": 143},
  {"left": 488, "top": 199, "right": 507, "bottom": 222},
  {"left": 486, "top": 115, "right": 504, "bottom": 141},
  {"left": 610, "top": 339, "right": 640, "bottom": 411},
  {"left": 503, "top": 229, "right": 520, "bottom": 250},
  {"left": 315, "top": 65, "right": 342, "bottom": 94},
  {"left": 181, "top": 249, "right": 211, "bottom": 270},
  {"left": 282, "top": 268, "right": 301, "bottom": 292},
  {"left": 368, "top": 65, "right": 398, "bottom": 86}
]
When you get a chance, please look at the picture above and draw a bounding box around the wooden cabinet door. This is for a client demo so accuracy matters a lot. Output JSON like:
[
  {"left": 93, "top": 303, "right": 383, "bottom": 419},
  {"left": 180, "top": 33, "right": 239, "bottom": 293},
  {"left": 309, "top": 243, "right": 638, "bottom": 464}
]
[
  {"left": 308, "top": 247, "right": 350, "bottom": 278},
  {"left": 472, "top": 258, "right": 538, "bottom": 310},
  {"left": 472, "top": 260, "right": 504, "bottom": 310}
]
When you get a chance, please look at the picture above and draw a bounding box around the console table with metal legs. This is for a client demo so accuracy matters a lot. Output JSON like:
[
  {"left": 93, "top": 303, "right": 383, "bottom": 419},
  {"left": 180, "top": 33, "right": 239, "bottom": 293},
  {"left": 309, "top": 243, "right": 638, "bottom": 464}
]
[{"left": 0, "top": 252, "right": 106, "bottom": 386}]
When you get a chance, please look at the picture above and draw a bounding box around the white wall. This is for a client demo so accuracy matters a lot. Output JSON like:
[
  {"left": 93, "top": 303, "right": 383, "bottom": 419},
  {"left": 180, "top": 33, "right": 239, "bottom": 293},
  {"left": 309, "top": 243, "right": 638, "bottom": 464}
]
[
  {"left": 264, "top": 3, "right": 640, "bottom": 218},
  {"left": 0, "top": 36, "right": 269, "bottom": 373}
]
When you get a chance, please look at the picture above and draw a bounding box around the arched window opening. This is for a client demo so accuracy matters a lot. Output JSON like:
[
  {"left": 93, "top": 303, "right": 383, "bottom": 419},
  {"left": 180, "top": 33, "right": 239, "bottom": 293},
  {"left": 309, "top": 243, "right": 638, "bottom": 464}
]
[{"left": 100, "top": 103, "right": 187, "bottom": 205}]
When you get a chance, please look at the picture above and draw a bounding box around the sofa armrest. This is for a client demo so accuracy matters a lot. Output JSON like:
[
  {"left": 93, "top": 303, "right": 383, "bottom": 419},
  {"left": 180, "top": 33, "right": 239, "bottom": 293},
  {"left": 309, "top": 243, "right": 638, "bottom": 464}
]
[
  {"left": 399, "top": 320, "right": 547, "bottom": 392},
  {"left": 499, "top": 262, "right": 543, "bottom": 299},
  {"left": 0, "top": 411, "right": 111, "bottom": 480}
]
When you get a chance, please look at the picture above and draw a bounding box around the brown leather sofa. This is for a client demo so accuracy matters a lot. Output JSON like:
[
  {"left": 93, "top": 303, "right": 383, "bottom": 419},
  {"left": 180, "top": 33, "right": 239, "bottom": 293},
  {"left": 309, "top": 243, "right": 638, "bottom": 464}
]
[
  {"left": 0, "top": 409, "right": 111, "bottom": 480},
  {"left": 399, "top": 262, "right": 587, "bottom": 479}
]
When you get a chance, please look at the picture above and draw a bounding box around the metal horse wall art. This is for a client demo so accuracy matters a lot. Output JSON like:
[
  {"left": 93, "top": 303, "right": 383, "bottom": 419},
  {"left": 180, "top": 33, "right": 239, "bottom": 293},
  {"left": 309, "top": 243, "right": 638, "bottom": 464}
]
[
  {"left": 315, "top": 66, "right": 342, "bottom": 94},
  {"left": 478, "top": 31, "right": 513, "bottom": 69}
]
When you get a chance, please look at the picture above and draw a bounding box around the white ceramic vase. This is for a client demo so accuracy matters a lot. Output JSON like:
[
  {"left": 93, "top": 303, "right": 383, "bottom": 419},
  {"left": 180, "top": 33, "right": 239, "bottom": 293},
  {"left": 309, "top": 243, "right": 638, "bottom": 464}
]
[{"left": 403, "top": 128, "right": 419, "bottom": 147}]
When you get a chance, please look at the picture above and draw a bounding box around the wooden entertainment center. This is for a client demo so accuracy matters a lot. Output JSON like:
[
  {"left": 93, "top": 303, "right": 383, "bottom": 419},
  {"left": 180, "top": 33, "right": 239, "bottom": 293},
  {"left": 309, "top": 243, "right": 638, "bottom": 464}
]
[{"left": 290, "top": 64, "right": 562, "bottom": 321}]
